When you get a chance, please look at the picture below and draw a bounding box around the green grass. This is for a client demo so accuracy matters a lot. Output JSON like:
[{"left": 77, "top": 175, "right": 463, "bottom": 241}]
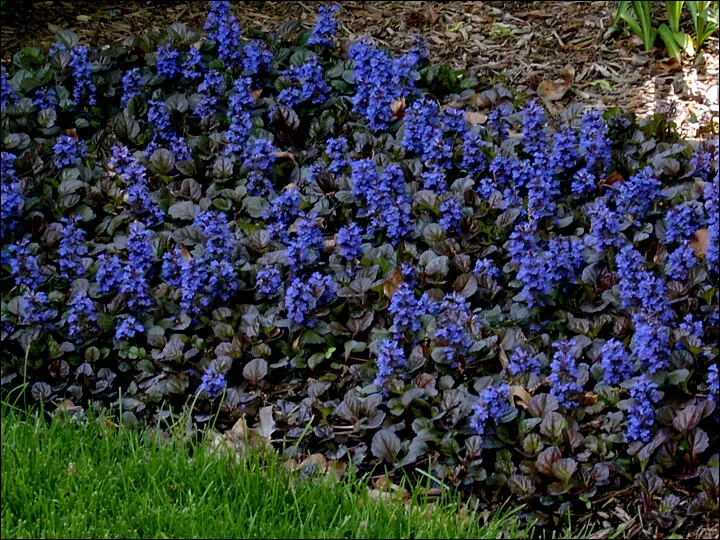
[{"left": 1, "top": 407, "right": 533, "bottom": 539}]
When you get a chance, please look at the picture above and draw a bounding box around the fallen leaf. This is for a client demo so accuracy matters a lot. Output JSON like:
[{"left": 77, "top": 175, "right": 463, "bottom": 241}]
[
  {"left": 655, "top": 57, "right": 682, "bottom": 73},
  {"left": 581, "top": 392, "right": 598, "bottom": 406},
  {"left": 390, "top": 96, "right": 406, "bottom": 118},
  {"left": 498, "top": 347, "right": 509, "bottom": 369},
  {"left": 537, "top": 65, "right": 575, "bottom": 102},
  {"left": 63, "top": 128, "right": 79, "bottom": 141},
  {"left": 464, "top": 111, "right": 488, "bottom": 125},
  {"left": 601, "top": 171, "right": 625, "bottom": 187},
  {"left": 383, "top": 267, "right": 404, "bottom": 298},
  {"left": 691, "top": 228, "right": 709, "bottom": 258},
  {"left": 272, "top": 151, "right": 298, "bottom": 164},
  {"left": 510, "top": 385, "right": 532, "bottom": 409},
  {"left": 251, "top": 88, "right": 263, "bottom": 100},
  {"left": 426, "top": 6, "right": 439, "bottom": 25}
]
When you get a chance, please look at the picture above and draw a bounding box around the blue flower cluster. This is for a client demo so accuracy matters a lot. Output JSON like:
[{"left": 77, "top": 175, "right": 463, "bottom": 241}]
[
  {"left": 337, "top": 222, "right": 364, "bottom": 261},
  {"left": 108, "top": 145, "right": 165, "bottom": 225},
  {"left": 34, "top": 88, "right": 57, "bottom": 111},
  {"left": 470, "top": 382, "right": 511, "bottom": 436},
  {"left": 155, "top": 44, "right": 180, "bottom": 79},
  {"left": 616, "top": 166, "right": 661, "bottom": 223},
  {"left": 286, "top": 214, "right": 324, "bottom": 274},
  {"left": 203, "top": 1, "right": 242, "bottom": 67},
  {"left": 69, "top": 45, "right": 96, "bottom": 107},
  {"left": 708, "top": 364, "right": 718, "bottom": 402},
  {"left": 196, "top": 69, "right": 226, "bottom": 118},
  {"left": 600, "top": 338, "right": 634, "bottom": 385},
  {"left": 22, "top": 291, "right": 53, "bottom": 328},
  {"left": 53, "top": 135, "right": 87, "bottom": 169},
  {"left": 308, "top": 4, "right": 340, "bottom": 48},
  {"left": 199, "top": 365, "right": 226, "bottom": 398},
  {"left": 5, "top": 238, "right": 44, "bottom": 290},
  {"left": 114, "top": 316, "right": 145, "bottom": 341},
  {"left": 66, "top": 291, "right": 98, "bottom": 343},
  {"left": 182, "top": 48, "right": 206, "bottom": 81},
  {"left": 615, "top": 244, "right": 672, "bottom": 322},
  {"left": 121, "top": 68, "right": 143, "bottom": 107},
  {"left": 548, "top": 338, "right": 582, "bottom": 409},
  {"left": 286, "top": 272, "right": 335, "bottom": 327},
  {"left": 277, "top": 58, "right": 329, "bottom": 108},
  {"left": 58, "top": 216, "right": 88, "bottom": 281},
  {"left": 630, "top": 312, "right": 670, "bottom": 374},
  {"left": 626, "top": 375, "right": 660, "bottom": 443},
  {"left": 348, "top": 39, "right": 423, "bottom": 131},
  {"left": 225, "top": 76, "right": 255, "bottom": 156},
  {"left": 434, "top": 293, "right": 474, "bottom": 365},
  {"left": 389, "top": 283, "right": 425, "bottom": 339},
  {"left": 325, "top": 136, "right": 348, "bottom": 174},
  {"left": 264, "top": 187, "right": 301, "bottom": 242},
  {"left": 256, "top": 265, "right": 283, "bottom": 298},
  {"left": 374, "top": 338, "right": 407, "bottom": 386},
  {"left": 506, "top": 347, "right": 542, "bottom": 377},
  {"left": 473, "top": 258, "right": 500, "bottom": 280},
  {"left": 1, "top": 153, "right": 23, "bottom": 240},
  {"left": 242, "top": 41, "right": 273, "bottom": 73},
  {"left": 1, "top": 67, "right": 18, "bottom": 110},
  {"left": 571, "top": 110, "right": 611, "bottom": 194},
  {"left": 244, "top": 138, "right": 278, "bottom": 196}
]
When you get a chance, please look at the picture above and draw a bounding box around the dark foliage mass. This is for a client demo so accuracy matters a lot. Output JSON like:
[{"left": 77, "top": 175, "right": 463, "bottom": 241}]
[{"left": 1, "top": 1, "right": 718, "bottom": 525}]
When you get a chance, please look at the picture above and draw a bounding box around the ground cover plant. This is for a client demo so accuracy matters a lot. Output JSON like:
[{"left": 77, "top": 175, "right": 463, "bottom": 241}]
[
  {"left": 1, "top": 407, "right": 534, "bottom": 539},
  {"left": 1, "top": 1, "right": 719, "bottom": 533}
]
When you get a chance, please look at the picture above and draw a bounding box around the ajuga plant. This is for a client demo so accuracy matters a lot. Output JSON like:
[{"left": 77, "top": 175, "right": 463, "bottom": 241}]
[{"left": 1, "top": 1, "right": 718, "bottom": 528}]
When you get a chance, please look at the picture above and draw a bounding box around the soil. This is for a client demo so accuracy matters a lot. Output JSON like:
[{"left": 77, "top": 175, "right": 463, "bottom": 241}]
[{"left": 1, "top": 1, "right": 718, "bottom": 139}]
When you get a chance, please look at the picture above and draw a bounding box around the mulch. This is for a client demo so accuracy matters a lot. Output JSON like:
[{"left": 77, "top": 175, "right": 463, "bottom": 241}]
[
  {"left": 1, "top": 2, "right": 719, "bottom": 538},
  {"left": 1, "top": 1, "right": 718, "bottom": 138}
]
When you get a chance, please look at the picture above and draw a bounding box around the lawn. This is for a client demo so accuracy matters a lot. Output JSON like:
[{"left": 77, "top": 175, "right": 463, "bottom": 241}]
[{"left": 1, "top": 406, "right": 533, "bottom": 539}]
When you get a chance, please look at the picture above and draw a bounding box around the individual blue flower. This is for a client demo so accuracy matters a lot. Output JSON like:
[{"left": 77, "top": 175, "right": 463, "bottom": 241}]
[
  {"left": 199, "top": 366, "right": 226, "bottom": 398},
  {"left": 155, "top": 43, "right": 180, "bottom": 78},
  {"left": 374, "top": 338, "right": 407, "bottom": 386},
  {"left": 34, "top": 87, "right": 58, "bottom": 111},
  {"left": 616, "top": 166, "right": 661, "bottom": 223},
  {"left": 548, "top": 338, "right": 582, "bottom": 409},
  {"left": 599, "top": 338, "right": 634, "bottom": 385},
  {"left": 5, "top": 239, "right": 43, "bottom": 289},
  {"left": 59, "top": 216, "right": 88, "bottom": 281},
  {"left": 470, "top": 382, "right": 511, "bottom": 436},
  {"left": 626, "top": 375, "right": 659, "bottom": 443},
  {"left": 337, "top": 222, "right": 364, "bottom": 260},
  {"left": 666, "top": 243, "right": 697, "bottom": 281},
  {"left": 256, "top": 265, "right": 283, "bottom": 298},
  {"left": 203, "top": 1, "right": 242, "bottom": 67},
  {"left": 22, "top": 291, "right": 53, "bottom": 328},
  {"left": 53, "top": 135, "right": 87, "bottom": 169},
  {"left": 121, "top": 68, "right": 143, "bottom": 107},
  {"left": 66, "top": 291, "right": 98, "bottom": 343},
  {"left": 507, "top": 347, "right": 542, "bottom": 377},
  {"left": 630, "top": 312, "right": 669, "bottom": 374},
  {"left": 308, "top": 4, "right": 340, "bottom": 48},
  {"left": 679, "top": 313, "right": 703, "bottom": 340},
  {"left": 277, "top": 57, "right": 329, "bottom": 108},
  {"left": 460, "top": 129, "right": 487, "bottom": 174},
  {"left": 473, "top": 258, "right": 500, "bottom": 280},
  {"left": 114, "top": 316, "right": 145, "bottom": 340},
  {"left": 69, "top": 45, "right": 96, "bottom": 107},
  {"left": 439, "top": 197, "right": 463, "bottom": 233},
  {"left": 708, "top": 364, "right": 719, "bottom": 403},
  {"left": 181, "top": 47, "right": 206, "bottom": 81},
  {"left": 508, "top": 222, "right": 551, "bottom": 307},
  {"left": 242, "top": 40, "right": 273, "bottom": 73}
]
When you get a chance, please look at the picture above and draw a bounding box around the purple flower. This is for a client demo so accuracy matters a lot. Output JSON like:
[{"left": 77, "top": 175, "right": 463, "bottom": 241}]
[
  {"left": 66, "top": 291, "right": 98, "bottom": 343},
  {"left": 155, "top": 44, "right": 180, "bottom": 78},
  {"left": 308, "top": 4, "right": 340, "bottom": 48},
  {"left": 434, "top": 292, "right": 474, "bottom": 364},
  {"left": 203, "top": 1, "right": 242, "bottom": 67},
  {"left": 244, "top": 138, "right": 278, "bottom": 197},
  {"left": 374, "top": 338, "right": 407, "bottom": 386},
  {"left": 5, "top": 239, "right": 43, "bottom": 290},
  {"left": 585, "top": 196, "right": 622, "bottom": 253},
  {"left": 1, "top": 153, "right": 23, "bottom": 239},
  {"left": 181, "top": 48, "right": 206, "bottom": 81},
  {"left": 22, "top": 291, "right": 53, "bottom": 328},
  {"left": 59, "top": 216, "right": 88, "bottom": 281},
  {"left": 242, "top": 40, "right": 273, "bottom": 73},
  {"left": 470, "top": 382, "right": 511, "bottom": 436},
  {"left": 422, "top": 168, "right": 447, "bottom": 193},
  {"left": 666, "top": 243, "right": 697, "bottom": 281},
  {"left": 626, "top": 375, "right": 659, "bottom": 443},
  {"left": 337, "top": 222, "right": 364, "bottom": 260},
  {"left": 196, "top": 69, "right": 226, "bottom": 118},
  {"left": 389, "top": 282, "right": 426, "bottom": 338},
  {"left": 114, "top": 316, "right": 145, "bottom": 340},
  {"left": 616, "top": 166, "right": 661, "bottom": 223},
  {"left": 287, "top": 214, "right": 324, "bottom": 273},
  {"left": 199, "top": 366, "right": 226, "bottom": 398},
  {"left": 507, "top": 347, "right": 542, "bottom": 377},
  {"left": 286, "top": 272, "right": 334, "bottom": 327},
  {"left": 277, "top": 57, "right": 329, "bottom": 108},
  {"left": 264, "top": 187, "right": 301, "bottom": 243},
  {"left": 521, "top": 100, "right": 547, "bottom": 161},
  {"left": 600, "top": 338, "right": 633, "bottom": 385},
  {"left": 708, "top": 364, "right": 718, "bottom": 402},
  {"left": 548, "top": 126, "right": 579, "bottom": 175},
  {"left": 325, "top": 136, "right": 348, "bottom": 174},
  {"left": 578, "top": 110, "right": 611, "bottom": 179},
  {"left": 256, "top": 265, "right": 283, "bottom": 298},
  {"left": 630, "top": 312, "right": 669, "bottom": 374},
  {"left": 548, "top": 338, "right": 582, "bottom": 409},
  {"left": 703, "top": 175, "right": 719, "bottom": 273},
  {"left": 69, "top": 45, "right": 96, "bottom": 107},
  {"left": 664, "top": 201, "right": 703, "bottom": 244},
  {"left": 473, "top": 258, "right": 500, "bottom": 280},
  {"left": 53, "top": 135, "right": 87, "bottom": 169},
  {"left": 439, "top": 197, "right": 463, "bottom": 233},
  {"left": 34, "top": 88, "right": 58, "bottom": 111},
  {"left": 225, "top": 76, "right": 255, "bottom": 156},
  {"left": 1, "top": 66, "right": 19, "bottom": 110},
  {"left": 616, "top": 244, "right": 672, "bottom": 322},
  {"left": 121, "top": 68, "right": 143, "bottom": 107},
  {"left": 96, "top": 253, "right": 123, "bottom": 294}
]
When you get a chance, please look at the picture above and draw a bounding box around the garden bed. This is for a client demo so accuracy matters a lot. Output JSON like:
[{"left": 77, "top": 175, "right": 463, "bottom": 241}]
[{"left": 1, "top": 2, "right": 719, "bottom": 539}]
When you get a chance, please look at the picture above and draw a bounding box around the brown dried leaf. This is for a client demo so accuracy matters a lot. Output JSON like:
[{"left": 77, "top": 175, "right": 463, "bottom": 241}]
[
  {"left": 383, "top": 267, "right": 404, "bottom": 299},
  {"left": 390, "top": 97, "right": 406, "bottom": 118},
  {"left": 537, "top": 65, "right": 575, "bottom": 102},
  {"left": 655, "top": 57, "right": 682, "bottom": 73},
  {"left": 427, "top": 6, "right": 439, "bottom": 25},
  {"left": 272, "top": 151, "right": 298, "bottom": 164},
  {"left": 498, "top": 347, "right": 509, "bottom": 369},
  {"left": 601, "top": 171, "right": 625, "bottom": 187},
  {"left": 251, "top": 88, "right": 263, "bottom": 100},
  {"left": 63, "top": 128, "right": 79, "bottom": 141},
  {"left": 464, "top": 111, "right": 488, "bottom": 125},
  {"left": 510, "top": 385, "right": 532, "bottom": 409},
  {"left": 691, "top": 228, "right": 709, "bottom": 259}
]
